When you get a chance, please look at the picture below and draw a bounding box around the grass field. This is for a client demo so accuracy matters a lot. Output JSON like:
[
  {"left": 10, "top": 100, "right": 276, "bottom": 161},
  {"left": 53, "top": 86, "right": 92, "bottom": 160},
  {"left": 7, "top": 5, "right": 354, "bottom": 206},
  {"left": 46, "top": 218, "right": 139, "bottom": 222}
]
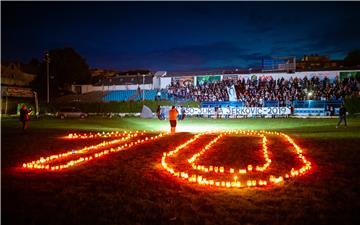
[{"left": 2, "top": 117, "right": 360, "bottom": 225}]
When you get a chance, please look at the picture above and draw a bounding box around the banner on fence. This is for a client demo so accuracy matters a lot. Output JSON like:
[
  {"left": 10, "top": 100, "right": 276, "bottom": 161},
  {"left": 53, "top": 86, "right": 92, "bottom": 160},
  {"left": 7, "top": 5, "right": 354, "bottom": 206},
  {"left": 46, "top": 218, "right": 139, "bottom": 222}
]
[
  {"left": 161, "top": 106, "right": 291, "bottom": 117},
  {"left": 196, "top": 75, "right": 221, "bottom": 85}
]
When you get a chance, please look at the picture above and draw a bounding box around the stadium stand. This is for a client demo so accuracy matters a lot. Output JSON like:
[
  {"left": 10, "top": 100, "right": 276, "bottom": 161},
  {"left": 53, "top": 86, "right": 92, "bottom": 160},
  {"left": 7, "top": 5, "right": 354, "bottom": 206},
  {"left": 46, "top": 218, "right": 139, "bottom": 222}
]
[
  {"left": 65, "top": 69, "right": 359, "bottom": 117},
  {"left": 142, "top": 90, "right": 157, "bottom": 100},
  {"left": 103, "top": 90, "right": 137, "bottom": 101},
  {"left": 167, "top": 76, "right": 359, "bottom": 106},
  {"left": 103, "top": 90, "right": 163, "bottom": 101}
]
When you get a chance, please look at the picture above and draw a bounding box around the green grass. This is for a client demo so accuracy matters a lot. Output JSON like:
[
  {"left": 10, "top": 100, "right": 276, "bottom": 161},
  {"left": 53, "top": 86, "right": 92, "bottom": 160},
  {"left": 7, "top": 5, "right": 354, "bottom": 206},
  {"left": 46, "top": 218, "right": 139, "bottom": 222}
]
[
  {"left": 3, "top": 116, "right": 360, "bottom": 138},
  {"left": 2, "top": 117, "right": 360, "bottom": 225}
]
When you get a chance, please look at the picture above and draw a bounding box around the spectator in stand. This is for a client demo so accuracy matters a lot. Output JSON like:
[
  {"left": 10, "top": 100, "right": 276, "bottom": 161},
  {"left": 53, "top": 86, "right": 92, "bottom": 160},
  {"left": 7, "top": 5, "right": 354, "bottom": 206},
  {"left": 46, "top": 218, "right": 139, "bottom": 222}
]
[
  {"left": 166, "top": 75, "right": 359, "bottom": 105},
  {"left": 157, "top": 90, "right": 161, "bottom": 100}
]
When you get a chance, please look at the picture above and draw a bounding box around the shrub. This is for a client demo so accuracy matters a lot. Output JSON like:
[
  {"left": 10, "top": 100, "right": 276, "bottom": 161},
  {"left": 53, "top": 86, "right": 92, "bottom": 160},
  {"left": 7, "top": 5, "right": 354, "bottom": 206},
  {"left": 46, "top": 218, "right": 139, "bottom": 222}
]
[{"left": 344, "top": 96, "right": 360, "bottom": 115}]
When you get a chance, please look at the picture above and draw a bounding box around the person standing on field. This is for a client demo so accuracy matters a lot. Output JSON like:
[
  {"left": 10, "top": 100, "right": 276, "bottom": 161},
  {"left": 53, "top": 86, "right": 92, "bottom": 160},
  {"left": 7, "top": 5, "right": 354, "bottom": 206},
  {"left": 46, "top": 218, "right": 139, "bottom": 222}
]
[
  {"left": 180, "top": 106, "right": 186, "bottom": 120},
  {"left": 169, "top": 106, "right": 179, "bottom": 133},
  {"left": 20, "top": 105, "right": 32, "bottom": 131},
  {"left": 336, "top": 104, "right": 347, "bottom": 128}
]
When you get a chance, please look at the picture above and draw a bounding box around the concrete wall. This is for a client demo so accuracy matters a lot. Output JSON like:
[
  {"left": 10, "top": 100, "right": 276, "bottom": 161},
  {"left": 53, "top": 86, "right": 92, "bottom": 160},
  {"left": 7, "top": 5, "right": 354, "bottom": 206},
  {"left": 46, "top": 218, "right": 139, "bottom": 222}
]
[{"left": 73, "top": 84, "right": 154, "bottom": 94}]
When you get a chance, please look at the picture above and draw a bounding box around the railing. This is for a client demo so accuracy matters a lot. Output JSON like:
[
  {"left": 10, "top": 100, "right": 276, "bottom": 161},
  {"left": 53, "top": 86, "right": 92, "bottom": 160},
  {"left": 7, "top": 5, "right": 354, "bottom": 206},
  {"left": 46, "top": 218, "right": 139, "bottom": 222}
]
[
  {"left": 293, "top": 100, "right": 343, "bottom": 109},
  {"left": 201, "top": 100, "right": 343, "bottom": 109},
  {"left": 264, "top": 100, "right": 279, "bottom": 107},
  {"left": 201, "top": 101, "right": 245, "bottom": 108}
]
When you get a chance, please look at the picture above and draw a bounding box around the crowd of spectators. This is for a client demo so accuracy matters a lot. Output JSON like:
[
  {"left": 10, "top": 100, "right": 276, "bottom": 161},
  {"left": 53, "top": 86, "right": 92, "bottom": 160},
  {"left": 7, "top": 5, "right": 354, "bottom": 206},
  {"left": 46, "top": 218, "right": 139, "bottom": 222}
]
[
  {"left": 167, "top": 80, "right": 231, "bottom": 102},
  {"left": 167, "top": 76, "right": 360, "bottom": 106}
]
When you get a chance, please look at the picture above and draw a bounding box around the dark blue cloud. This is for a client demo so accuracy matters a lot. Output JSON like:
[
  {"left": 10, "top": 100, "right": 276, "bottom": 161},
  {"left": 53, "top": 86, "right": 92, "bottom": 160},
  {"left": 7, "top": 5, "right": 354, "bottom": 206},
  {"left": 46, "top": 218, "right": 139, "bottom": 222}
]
[{"left": 2, "top": 2, "right": 360, "bottom": 71}]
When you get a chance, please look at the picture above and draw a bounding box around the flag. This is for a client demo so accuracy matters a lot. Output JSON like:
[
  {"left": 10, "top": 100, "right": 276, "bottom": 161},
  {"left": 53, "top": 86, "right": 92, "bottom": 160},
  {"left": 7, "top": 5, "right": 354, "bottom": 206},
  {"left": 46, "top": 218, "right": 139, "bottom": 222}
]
[{"left": 227, "top": 85, "right": 237, "bottom": 101}]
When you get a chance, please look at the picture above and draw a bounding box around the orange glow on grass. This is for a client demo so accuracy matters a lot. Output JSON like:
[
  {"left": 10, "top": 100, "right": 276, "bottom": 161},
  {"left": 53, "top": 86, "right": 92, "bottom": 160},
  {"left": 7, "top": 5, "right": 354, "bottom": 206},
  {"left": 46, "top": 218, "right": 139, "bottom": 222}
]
[
  {"left": 21, "top": 131, "right": 166, "bottom": 171},
  {"left": 161, "top": 130, "right": 312, "bottom": 189}
]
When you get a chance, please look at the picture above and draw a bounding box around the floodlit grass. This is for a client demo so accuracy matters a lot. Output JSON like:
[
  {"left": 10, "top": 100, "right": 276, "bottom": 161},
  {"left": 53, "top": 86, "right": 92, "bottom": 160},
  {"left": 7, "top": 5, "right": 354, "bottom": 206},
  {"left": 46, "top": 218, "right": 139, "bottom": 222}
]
[
  {"left": 2, "top": 117, "right": 360, "bottom": 225},
  {"left": 3, "top": 116, "right": 360, "bottom": 138}
]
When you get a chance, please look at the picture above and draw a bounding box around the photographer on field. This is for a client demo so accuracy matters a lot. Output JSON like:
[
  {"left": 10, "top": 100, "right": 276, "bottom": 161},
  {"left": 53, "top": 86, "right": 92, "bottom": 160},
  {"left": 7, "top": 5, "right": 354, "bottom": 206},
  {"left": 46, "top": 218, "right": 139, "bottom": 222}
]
[
  {"left": 336, "top": 104, "right": 347, "bottom": 128},
  {"left": 20, "top": 105, "right": 32, "bottom": 131}
]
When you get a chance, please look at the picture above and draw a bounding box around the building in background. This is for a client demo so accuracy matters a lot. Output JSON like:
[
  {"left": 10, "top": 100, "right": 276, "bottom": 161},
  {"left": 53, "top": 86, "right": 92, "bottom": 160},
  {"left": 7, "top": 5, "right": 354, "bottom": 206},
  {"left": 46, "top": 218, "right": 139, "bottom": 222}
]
[
  {"left": 1, "top": 62, "right": 37, "bottom": 86},
  {"left": 297, "top": 55, "right": 343, "bottom": 71},
  {"left": 1, "top": 62, "right": 38, "bottom": 114}
]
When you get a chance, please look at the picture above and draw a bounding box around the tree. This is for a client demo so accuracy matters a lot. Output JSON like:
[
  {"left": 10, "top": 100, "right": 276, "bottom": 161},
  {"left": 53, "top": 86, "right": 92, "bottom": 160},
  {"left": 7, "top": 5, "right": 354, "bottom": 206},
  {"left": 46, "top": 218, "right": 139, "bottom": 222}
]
[
  {"left": 31, "top": 47, "right": 91, "bottom": 100},
  {"left": 49, "top": 48, "right": 91, "bottom": 85},
  {"left": 344, "top": 49, "right": 360, "bottom": 67}
]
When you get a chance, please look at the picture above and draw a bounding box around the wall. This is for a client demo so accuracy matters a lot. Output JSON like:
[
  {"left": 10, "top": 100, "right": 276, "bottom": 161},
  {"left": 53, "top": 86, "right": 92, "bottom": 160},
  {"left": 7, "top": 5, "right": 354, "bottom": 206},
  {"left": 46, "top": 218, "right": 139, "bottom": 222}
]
[{"left": 72, "top": 84, "right": 154, "bottom": 94}]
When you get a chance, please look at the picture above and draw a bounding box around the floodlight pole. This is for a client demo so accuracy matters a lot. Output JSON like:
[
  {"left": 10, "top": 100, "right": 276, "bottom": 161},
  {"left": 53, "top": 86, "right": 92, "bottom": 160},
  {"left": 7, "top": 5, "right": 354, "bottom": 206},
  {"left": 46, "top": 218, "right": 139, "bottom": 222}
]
[{"left": 142, "top": 74, "right": 145, "bottom": 101}]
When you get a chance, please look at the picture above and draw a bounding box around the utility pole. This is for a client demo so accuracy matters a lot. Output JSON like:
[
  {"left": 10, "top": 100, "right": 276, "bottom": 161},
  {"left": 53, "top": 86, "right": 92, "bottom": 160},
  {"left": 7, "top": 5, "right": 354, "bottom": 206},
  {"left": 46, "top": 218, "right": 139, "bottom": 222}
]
[{"left": 44, "top": 50, "right": 50, "bottom": 103}]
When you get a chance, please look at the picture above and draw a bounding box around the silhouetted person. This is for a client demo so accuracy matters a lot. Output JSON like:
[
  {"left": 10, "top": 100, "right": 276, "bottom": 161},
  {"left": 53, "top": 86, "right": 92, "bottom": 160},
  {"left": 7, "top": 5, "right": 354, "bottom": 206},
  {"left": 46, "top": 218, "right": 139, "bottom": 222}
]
[
  {"left": 215, "top": 106, "right": 221, "bottom": 119},
  {"left": 181, "top": 106, "right": 186, "bottom": 120},
  {"left": 290, "top": 105, "right": 294, "bottom": 116},
  {"left": 336, "top": 104, "right": 347, "bottom": 128},
  {"left": 226, "top": 105, "right": 230, "bottom": 119},
  {"left": 20, "top": 105, "right": 32, "bottom": 131},
  {"left": 330, "top": 106, "right": 335, "bottom": 116},
  {"left": 156, "top": 105, "right": 165, "bottom": 120},
  {"left": 156, "top": 105, "right": 161, "bottom": 119}
]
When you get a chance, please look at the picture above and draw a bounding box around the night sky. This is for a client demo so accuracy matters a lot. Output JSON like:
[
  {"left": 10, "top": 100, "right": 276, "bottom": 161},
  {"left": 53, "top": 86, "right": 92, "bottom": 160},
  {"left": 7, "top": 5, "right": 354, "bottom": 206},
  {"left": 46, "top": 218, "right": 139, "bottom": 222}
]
[{"left": 2, "top": 1, "right": 360, "bottom": 71}]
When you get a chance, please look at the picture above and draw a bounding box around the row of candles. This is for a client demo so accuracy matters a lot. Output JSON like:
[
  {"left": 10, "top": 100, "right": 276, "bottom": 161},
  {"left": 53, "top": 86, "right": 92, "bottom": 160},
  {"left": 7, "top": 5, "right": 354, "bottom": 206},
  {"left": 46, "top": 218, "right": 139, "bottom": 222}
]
[
  {"left": 66, "top": 131, "right": 140, "bottom": 139},
  {"left": 22, "top": 131, "right": 165, "bottom": 171},
  {"left": 161, "top": 130, "right": 312, "bottom": 188},
  {"left": 188, "top": 130, "right": 271, "bottom": 174}
]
